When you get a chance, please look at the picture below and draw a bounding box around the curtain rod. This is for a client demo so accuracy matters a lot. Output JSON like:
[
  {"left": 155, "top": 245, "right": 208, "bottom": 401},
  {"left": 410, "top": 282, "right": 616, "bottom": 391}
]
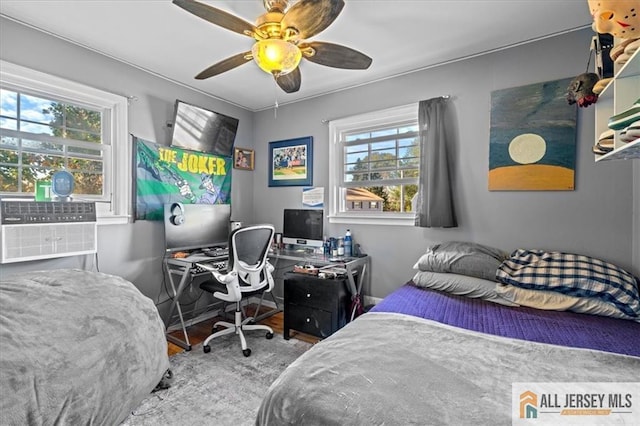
[{"left": 321, "top": 95, "right": 451, "bottom": 124}]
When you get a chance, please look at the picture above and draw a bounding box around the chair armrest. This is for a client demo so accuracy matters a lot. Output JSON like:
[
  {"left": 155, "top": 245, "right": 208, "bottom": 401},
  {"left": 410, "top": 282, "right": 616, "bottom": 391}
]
[
  {"left": 265, "top": 261, "right": 275, "bottom": 292},
  {"left": 212, "top": 269, "right": 236, "bottom": 284},
  {"left": 209, "top": 270, "right": 241, "bottom": 302}
]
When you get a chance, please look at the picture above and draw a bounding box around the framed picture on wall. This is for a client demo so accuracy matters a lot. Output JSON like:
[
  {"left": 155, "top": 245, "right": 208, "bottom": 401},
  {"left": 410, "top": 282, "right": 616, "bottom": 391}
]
[
  {"left": 488, "top": 77, "right": 577, "bottom": 191},
  {"left": 233, "top": 147, "right": 254, "bottom": 170},
  {"left": 268, "top": 136, "right": 313, "bottom": 187}
]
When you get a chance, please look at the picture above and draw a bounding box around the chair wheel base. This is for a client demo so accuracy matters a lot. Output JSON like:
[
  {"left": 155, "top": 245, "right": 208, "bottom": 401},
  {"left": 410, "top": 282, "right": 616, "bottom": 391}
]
[
  {"left": 243, "top": 348, "right": 251, "bottom": 357},
  {"left": 266, "top": 332, "right": 274, "bottom": 339},
  {"left": 203, "top": 345, "right": 211, "bottom": 353}
]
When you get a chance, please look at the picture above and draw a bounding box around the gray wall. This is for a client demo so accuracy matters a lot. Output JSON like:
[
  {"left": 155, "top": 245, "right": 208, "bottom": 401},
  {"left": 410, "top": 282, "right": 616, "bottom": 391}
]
[
  {"left": 252, "top": 28, "right": 639, "bottom": 298},
  {"left": 1, "top": 19, "right": 638, "bottom": 307}
]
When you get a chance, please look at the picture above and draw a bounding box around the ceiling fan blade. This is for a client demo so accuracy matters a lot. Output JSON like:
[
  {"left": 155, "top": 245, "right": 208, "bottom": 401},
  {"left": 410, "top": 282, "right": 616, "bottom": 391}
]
[
  {"left": 173, "top": 0, "right": 257, "bottom": 38},
  {"left": 300, "top": 42, "right": 372, "bottom": 69},
  {"left": 281, "top": 0, "right": 345, "bottom": 40},
  {"left": 275, "top": 67, "right": 301, "bottom": 93},
  {"left": 195, "top": 52, "right": 253, "bottom": 80}
]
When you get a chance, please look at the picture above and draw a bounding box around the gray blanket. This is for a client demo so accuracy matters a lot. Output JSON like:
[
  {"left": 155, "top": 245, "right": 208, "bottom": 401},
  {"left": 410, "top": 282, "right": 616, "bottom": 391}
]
[
  {"left": 256, "top": 312, "right": 640, "bottom": 425},
  {"left": 0, "top": 269, "right": 170, "bottom": 426}
]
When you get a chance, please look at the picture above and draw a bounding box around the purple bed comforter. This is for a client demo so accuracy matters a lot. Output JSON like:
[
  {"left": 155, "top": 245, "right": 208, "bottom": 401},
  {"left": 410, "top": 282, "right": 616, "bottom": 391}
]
[{"left": 371, "top": 281, "right": 640, "bottom": 357}]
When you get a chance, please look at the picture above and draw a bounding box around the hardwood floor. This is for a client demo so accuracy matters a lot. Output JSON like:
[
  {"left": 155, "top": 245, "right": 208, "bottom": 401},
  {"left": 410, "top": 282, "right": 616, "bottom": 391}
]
[{"left": 166, "top": 305, "right": 319, "bottom": 356}]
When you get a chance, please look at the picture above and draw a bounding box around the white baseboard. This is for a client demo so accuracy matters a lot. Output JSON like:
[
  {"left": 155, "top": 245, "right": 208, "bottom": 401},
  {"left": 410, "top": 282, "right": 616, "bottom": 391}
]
[{"left": 363, "top": 295, "right": 382, "bottom": 307}]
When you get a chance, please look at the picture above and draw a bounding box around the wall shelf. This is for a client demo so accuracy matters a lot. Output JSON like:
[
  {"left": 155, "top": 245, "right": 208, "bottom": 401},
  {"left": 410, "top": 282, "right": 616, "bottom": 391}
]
[{"left": 594, "top": 47, "right": 639, "bottom": 162}]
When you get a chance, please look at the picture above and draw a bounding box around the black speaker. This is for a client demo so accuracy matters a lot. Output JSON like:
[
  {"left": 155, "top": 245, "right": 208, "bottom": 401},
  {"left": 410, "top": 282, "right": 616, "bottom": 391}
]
[{"left": 169, "top": 202, "right": 185, "bottom": 226}]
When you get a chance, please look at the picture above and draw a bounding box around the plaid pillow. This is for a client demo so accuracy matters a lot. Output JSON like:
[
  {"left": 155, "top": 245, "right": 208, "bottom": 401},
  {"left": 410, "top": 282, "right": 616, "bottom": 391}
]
[{"left": 496, "top": 249, "right": 640, "bottom": 318}]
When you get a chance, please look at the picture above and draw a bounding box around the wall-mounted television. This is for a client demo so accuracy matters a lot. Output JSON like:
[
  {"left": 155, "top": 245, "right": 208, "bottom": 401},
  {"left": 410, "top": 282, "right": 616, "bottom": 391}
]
[
  {"left": 282, "top": 209, "right": 324, "bottom": 248},
  {"left": 170, "top": 100, "right": 239, "bottom": 157},
  {"left": 163, "top": 203, "right": 231, "bottom": 252}
]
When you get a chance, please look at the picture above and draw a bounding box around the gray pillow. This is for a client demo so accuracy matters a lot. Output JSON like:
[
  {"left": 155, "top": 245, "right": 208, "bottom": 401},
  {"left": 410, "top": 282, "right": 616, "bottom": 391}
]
[
  {"left": 412, "top": 271, "right": 518, "bottom": 307},
  {"left": 413, "top": 241, "right": 508, "bottom": 281}
]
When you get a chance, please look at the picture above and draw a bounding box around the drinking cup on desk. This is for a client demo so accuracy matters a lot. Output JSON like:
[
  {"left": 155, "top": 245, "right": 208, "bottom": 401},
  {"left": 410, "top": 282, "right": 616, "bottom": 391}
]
[
  {"left": 329, "top": 237, "right": 337, "bottom": 255},
  {"left": 323, "top": 240, "right": 331, "bottom": 256},
  {"left": 275, "top": 233, "right": 282, "bottom": 249}
]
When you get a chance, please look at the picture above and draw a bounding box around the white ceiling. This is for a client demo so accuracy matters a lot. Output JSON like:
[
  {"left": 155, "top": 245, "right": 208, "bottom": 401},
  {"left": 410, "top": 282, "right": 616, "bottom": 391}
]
[{"left": 0, "top": 0, "right": 592, "bottom": 111}]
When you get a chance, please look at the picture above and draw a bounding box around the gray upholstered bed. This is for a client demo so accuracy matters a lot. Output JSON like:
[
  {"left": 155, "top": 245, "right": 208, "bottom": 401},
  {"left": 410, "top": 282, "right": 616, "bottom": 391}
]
[
  {"left": 256, "top": 242, "right": 640, "bottom": 425},
  {"left": 0, "top": 269, "right": 170, "bottom": 425}
]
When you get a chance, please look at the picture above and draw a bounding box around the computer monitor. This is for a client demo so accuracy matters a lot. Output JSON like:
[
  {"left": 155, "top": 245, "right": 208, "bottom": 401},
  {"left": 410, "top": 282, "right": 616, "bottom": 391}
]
[
  {"left": 163, "top": 203, "right": 231, "bottom": 252},
  {"left": 282, "top": 209, "right": 324, "bottom": 248}
]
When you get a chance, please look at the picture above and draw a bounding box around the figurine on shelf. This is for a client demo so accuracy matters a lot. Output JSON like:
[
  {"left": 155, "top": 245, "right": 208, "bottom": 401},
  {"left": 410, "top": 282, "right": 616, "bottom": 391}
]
[
  {"left": 588, "top": 0, "right": 640, "bottom": 66},
  {"left": 588, "top": 0, "right": 640, "bottom": 40},
  {"left": 566, "top": 72, "right": 600, "bottom": 108}
]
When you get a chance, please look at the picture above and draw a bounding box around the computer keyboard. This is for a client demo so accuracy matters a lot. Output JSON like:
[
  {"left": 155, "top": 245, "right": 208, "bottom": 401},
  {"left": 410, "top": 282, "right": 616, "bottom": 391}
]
[
  {"left": 191, "top": 260, "right": 227, "bottom": 275},
  {"left": 191, "top": 264, "right": 210, "bottom": 274},
  {"left": 202, "top": 247, "right": 229, "bottom": 258}
]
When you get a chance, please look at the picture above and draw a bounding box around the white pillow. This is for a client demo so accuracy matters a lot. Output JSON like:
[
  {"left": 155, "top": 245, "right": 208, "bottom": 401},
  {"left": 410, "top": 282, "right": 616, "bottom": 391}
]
[
  {"left": 412, "top": 271, "right": 518, "bottom": 307},
  {"left": 496, "top": 284, "right": 639, "bottom": 322}
]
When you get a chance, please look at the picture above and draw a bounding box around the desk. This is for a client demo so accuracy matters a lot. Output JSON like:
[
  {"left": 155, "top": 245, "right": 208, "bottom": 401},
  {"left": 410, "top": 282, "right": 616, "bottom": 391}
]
[
  {"left": 283, "top": 273, "right": 352, "bottom": 340},
  {"left": 163, "top": 250, "right": 370, "bottom": 350},
  {"left": 163, "top": 254, "right": 228, "bottom": 351},
  {"left": 269, "top": 249, "right": 370, "bottom": 322}
]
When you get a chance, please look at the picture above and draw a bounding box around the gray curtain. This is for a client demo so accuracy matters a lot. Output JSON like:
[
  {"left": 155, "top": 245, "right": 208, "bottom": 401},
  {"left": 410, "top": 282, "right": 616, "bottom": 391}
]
[{"left": 414, "top": 97, "right": 457, "bottom": 228}]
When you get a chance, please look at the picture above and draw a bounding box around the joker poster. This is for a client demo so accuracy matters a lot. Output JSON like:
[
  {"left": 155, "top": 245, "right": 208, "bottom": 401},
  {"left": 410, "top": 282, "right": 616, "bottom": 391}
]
[{"left": 134, "top": 136, "right": 232, "bottom": 220}]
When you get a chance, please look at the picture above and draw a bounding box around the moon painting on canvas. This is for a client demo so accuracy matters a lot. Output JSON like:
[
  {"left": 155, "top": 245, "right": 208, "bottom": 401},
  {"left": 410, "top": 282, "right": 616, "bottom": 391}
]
[{"left": 488, "top": 78, "right": 577, "bottom": 191}]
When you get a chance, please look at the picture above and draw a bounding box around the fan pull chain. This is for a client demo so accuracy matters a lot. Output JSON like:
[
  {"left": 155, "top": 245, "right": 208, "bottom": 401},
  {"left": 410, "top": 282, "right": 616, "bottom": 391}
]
[{"left": 273, "top": 78, "right": 279, "bottom": 119}]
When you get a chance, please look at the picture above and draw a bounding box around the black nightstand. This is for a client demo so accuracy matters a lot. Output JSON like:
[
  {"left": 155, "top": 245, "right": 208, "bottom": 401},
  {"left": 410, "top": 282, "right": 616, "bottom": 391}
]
[{"left": 283, "top": 272, "right": 352, "bottom": 340}]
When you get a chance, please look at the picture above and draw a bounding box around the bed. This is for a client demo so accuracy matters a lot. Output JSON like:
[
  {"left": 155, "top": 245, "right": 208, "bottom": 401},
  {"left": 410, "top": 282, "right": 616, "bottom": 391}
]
[
  {"left": 0, "top": 269, "right": 170, "bottom": 426},
  {"left": 256, "top": 242, "right": 640, "bottom": 425}
]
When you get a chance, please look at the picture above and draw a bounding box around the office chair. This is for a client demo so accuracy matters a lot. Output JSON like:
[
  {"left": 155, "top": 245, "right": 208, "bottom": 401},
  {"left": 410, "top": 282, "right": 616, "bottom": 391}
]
[{"left": 199, "top": 224, "right": 275, "bottom": 357}]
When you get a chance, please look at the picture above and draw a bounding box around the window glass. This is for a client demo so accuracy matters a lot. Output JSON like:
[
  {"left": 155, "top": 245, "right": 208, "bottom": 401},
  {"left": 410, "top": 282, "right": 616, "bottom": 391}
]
[
  {"left": 329, "top": 104, "right": 420, "bottom": 225},
  {"left": 1, "top": 89, "right": 104, "bottom": 196}
]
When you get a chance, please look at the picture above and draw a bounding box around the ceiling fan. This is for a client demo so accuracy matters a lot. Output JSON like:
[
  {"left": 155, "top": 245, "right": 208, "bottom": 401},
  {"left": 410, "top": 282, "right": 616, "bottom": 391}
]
[{"left": 173, "top": 0, "right": 372, "bottom": 94}]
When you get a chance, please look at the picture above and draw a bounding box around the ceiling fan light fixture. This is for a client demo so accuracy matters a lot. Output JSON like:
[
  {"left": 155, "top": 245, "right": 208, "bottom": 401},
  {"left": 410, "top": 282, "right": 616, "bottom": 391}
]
[{"left": 251, "top": 39, "right": 301, "bottom": 76}]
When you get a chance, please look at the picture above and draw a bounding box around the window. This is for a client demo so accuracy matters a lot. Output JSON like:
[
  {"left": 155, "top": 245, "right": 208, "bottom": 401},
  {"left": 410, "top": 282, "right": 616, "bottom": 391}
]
[
  {"left": 1, "top": 90, "right": 103, "bottom": 194},
  {"left": 329, "top": 104, "right": 419, "bottom": 225},
  {"left": 0, "top": 61, "right": 130, "bottom": 224}
]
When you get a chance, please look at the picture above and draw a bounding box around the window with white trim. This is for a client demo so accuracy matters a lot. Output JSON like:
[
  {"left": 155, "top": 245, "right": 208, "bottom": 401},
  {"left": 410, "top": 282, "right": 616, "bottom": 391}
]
[
  {"left": 329, "top": 104, "right": 419, "bottom": 226},
  {"left": 0, "top": 61, "right": 130, "bottom": 224}
]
